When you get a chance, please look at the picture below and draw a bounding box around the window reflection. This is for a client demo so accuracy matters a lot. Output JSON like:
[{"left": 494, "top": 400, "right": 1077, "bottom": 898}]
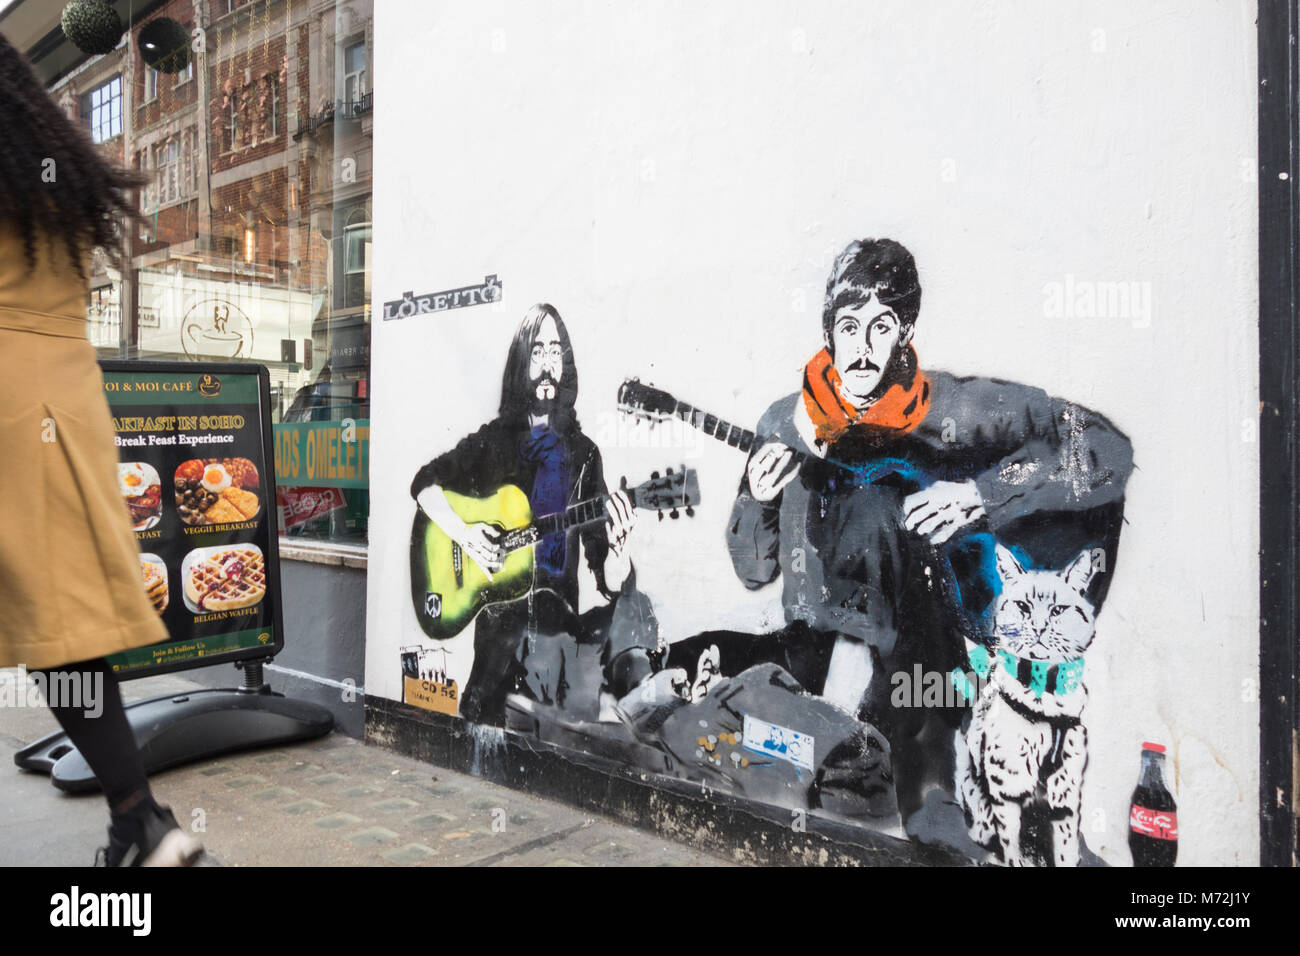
[{"left": 58, "top": 0, "right": 374, "bottom": 545}]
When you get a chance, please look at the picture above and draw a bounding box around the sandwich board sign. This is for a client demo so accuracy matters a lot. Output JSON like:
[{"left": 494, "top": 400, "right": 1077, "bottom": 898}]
[{"left": 99, "top": 360, "right": 286, "bottom": 678}]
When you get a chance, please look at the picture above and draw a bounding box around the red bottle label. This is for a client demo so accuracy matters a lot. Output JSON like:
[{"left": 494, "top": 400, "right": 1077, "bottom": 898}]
[{"left": 1130, "top": 805, "right": 1178, "bottom": 840}]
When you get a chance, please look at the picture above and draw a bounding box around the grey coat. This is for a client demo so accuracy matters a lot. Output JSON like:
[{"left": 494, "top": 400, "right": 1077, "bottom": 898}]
[{"left": 726, "top": 370, "right": 1134, "bottom": 656}]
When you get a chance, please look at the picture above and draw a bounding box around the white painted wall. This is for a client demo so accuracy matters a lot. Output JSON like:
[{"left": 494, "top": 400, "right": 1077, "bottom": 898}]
[{"left": 367, "top": 0, "right": 1260, "bottom": 865}]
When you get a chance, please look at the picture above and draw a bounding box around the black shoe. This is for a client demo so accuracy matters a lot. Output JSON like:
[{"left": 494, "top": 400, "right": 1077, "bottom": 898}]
[{"left": 94, "top": 803, "right": 203, "bottom": 867}]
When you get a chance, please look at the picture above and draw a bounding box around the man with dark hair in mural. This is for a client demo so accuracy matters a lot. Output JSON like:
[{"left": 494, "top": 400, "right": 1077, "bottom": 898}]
[
  {"left": 676, "top": 237, "right": 1134, "bottom": 828},
  {"left": 410, "top": 303, "right": 645, "bottom": 725}
]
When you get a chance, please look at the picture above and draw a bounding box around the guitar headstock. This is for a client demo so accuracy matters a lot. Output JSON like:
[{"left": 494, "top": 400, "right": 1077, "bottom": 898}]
[
  {"left": 625, "top": 465, "right": 700, "bottom": 520},
  {"left": 618, "top": 378, "right": 678, "bottom": 425}
]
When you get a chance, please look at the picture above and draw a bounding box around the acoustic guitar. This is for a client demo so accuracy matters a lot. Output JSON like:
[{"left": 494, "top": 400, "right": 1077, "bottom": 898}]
[{"left": 409, "top": 466, "right": 700, "bottom": 640}]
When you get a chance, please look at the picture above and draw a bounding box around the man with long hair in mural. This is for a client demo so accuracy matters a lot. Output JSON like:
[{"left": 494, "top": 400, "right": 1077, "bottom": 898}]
[
  {"left": 669, "top": 237, "right": 1134, "bottom": 834},
  {"left": 411, "top": 304, "right": 642, "bottom": 724}
]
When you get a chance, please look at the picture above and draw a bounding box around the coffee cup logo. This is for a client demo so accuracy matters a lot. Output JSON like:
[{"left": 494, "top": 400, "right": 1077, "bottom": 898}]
[
  {"left": 198, "top": 374, "right": 221, "bottom": 397},
  {"left": 181, "top": 299, "right": 254, "bottom": 360}
]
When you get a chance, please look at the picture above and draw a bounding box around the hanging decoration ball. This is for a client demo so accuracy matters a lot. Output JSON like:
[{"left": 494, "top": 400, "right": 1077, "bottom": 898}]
[
  {"left": 139, "top": 17, "right": 192, "bottom": 74},
  {"left": 61, "top": 0, "right": 125, "bottom": 57}
]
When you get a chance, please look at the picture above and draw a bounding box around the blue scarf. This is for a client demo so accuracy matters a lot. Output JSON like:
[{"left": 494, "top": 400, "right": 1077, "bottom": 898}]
[
  {"left": 520, "top": 423, "right": 569, "bottom": 575},
  {"left": 950, "top": 644, "right": 1085, "bottom": 702}
]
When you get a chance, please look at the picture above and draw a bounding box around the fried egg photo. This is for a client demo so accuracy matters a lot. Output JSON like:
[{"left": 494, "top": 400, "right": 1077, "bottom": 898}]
[
  {"left": 118, "top": 462, "right": 160, "bottom": 498},
  {"left": 200, "top": 462, "right": 232, "bottom": 494}
]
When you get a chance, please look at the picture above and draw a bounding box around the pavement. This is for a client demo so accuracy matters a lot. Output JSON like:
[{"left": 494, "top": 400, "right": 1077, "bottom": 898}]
[{"left": 0, "top": 669, "right": 736, "bottom": 867}]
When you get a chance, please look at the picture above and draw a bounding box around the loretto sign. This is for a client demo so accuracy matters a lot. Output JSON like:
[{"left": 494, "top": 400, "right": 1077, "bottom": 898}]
[{"left": 100, "top": 361, "right": 286, "bottom": 677}]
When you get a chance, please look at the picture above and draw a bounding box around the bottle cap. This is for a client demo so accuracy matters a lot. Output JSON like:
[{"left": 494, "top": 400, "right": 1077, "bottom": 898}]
[{"left": 1141, "top": 741, "right": 1166, "bottom": 754}]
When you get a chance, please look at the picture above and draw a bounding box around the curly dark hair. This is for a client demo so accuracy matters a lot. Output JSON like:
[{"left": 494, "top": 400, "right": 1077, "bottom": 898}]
[{"left": 0, "top": 31, "right": 144, "bottom": 278}]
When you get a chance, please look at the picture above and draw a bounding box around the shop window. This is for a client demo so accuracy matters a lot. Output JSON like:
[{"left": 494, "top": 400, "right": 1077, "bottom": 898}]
[
  {"left": 79, "top": 1, "right": 374, "bottom": 547},
  {"left": 82, "top": 76, "right": 122, "bottom": 143}
]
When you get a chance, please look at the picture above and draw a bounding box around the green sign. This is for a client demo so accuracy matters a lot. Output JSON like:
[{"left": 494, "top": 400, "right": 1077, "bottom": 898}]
[
  {"left": 273, "top": 419, "right": 370, "bottom": 489},
  {"left": 101, "top": 370, "right": 261, "bottom": 405}
]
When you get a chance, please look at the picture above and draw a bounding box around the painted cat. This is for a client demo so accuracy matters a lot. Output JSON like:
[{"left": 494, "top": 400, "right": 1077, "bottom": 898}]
[{"left": 956, "top": 544, "right": 1098, "bottom": 867}]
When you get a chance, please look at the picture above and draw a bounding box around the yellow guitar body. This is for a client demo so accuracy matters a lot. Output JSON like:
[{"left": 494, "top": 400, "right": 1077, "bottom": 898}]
[{"left": 409, "top": 485, "right": 536, "bottom": 640}]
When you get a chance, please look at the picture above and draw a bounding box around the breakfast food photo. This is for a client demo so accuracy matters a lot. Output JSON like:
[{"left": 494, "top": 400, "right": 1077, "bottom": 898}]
[
  {"left": 139, "top": 554, "right": 169, "bottom": 615},
  {"left": 118, "top": 462, "right": 163, "bottom": 531},
  {"left": 182, "top": 544, "right": 267, "bottom": 614},
  {"left": 174, "top": 457, "right": 262, "bottom": 527}
]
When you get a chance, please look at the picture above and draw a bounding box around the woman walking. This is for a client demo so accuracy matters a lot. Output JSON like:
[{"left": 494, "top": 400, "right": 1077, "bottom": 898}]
[{"left": 0, "top": 33, "right": 202, "bottom": 866}]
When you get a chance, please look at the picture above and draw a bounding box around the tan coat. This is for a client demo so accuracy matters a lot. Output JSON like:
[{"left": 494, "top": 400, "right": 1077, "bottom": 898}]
[{"left": 0, "top": 229, "right": 167, "bottom": 669}]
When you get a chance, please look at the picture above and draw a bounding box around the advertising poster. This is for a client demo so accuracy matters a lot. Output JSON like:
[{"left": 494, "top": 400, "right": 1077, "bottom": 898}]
[{"left": 101, "top": 361, "right": 285, "bottom": 676}]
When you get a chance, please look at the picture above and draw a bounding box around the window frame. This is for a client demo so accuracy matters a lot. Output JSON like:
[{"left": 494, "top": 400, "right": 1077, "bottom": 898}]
[
  {"left": 269, "top": 73, "right": 281, "bottom": 137},
  {"left": 82, "top": 75, "right": 123, "bottom": 144},
  {"left": 157, "top": 138, "right": 181, "bottom": 205},
  {"left": 225, "top": 97, "right": 239, "bottom": 152},
  {"left": 343, "top": 40, "right": 367, "bottom": 108}
]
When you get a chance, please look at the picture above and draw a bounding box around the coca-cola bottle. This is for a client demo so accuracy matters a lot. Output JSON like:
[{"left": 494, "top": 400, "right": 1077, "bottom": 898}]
[{"left": 1129, "top": 742, "right": 1178, "bottom": 866}]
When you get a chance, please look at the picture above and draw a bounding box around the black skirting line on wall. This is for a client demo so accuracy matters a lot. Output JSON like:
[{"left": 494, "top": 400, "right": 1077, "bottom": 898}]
[{"left": 364, "top": 696, "right": 969, "bottom": 867}]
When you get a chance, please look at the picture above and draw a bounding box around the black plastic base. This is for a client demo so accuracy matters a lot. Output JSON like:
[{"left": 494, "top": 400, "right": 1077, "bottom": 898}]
[{"left": 14, "top": 687, "right": 334, "bottom": 793}]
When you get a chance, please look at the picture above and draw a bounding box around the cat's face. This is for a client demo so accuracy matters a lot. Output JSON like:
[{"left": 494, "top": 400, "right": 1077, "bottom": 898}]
[{"left": 992, "top": 545, "right": 1097, "bottom": 662}]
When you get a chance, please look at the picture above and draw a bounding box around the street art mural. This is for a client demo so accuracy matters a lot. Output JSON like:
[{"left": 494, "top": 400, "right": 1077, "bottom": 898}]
[
  {"left": 369, "top": 2, "right": 1260, "bottom": 867},
  {"left": 392, "top": 240, "right": 1132, "bottom": 864}
]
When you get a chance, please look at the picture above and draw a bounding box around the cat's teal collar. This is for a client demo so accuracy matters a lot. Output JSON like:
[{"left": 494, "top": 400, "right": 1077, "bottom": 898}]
[{"left": 950, "top": 644, "right": 1085, "bottom": 701}]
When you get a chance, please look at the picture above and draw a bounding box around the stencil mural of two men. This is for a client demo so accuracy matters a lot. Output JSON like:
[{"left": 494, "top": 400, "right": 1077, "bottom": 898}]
[{"left": 407, "top": 237, "right": 1134, "bottom": 854}]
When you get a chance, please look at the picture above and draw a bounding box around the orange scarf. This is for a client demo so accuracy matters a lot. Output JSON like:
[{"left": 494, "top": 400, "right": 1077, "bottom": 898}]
[{"left": 802, "top": 345, "right": 931, "bottom": 443}]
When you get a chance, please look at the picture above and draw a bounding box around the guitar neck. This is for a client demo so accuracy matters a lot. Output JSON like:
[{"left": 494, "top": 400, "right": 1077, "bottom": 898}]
[
  {"left": 499, "top": 490, "right": 635, "bottom": 553},
  {"left": 659, "top": 396, "right": 813, "bottom": 469},
  {"left": 537, "top": 491, "right": 629, "bottom": 537}
]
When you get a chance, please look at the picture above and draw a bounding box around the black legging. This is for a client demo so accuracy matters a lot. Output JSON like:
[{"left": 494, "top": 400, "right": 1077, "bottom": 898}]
[{"left": 29, "top": 657, "right": 150, "bottom": 812}]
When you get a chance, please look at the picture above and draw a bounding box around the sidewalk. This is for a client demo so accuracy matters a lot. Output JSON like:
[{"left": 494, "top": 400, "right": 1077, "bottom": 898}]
[{"left": 0, "top": 669, "right": 736, "bottom": 867}]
